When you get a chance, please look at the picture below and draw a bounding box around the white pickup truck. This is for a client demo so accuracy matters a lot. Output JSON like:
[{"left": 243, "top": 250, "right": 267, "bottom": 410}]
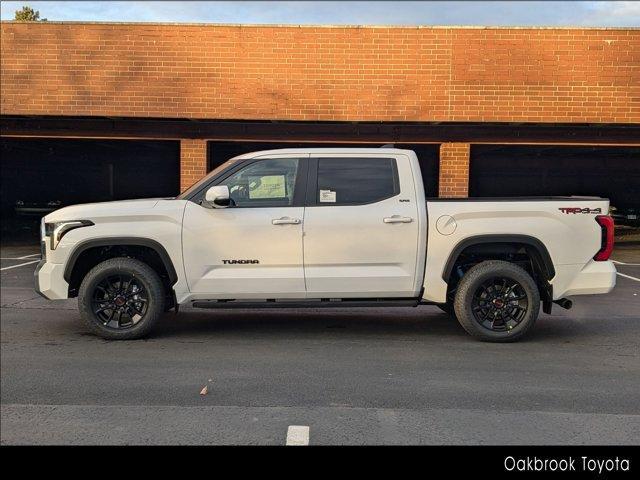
[{"left": 35, "top": 148, "right": 616, "bottom": 342}]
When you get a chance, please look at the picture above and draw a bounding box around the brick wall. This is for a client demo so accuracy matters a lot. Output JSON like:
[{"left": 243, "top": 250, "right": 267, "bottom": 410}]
[
  {"left": 1, "top": 23, "right": 638, "bottom": 123},
  {"left": 439, "top": 143, "right": 470, "bottom": 197},
  {"left": 180, "top": 139, "right": 207, "bottom": 192}
]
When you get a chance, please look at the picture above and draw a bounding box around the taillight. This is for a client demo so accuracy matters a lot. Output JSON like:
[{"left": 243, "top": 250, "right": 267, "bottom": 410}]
[{"left": 594, "top": 215, "right": 614, "bottom": 261}]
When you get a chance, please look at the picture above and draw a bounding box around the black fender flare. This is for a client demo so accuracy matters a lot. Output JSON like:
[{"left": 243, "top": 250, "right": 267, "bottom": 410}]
[
  {"left": 63, "top": 237, "right": 178, "bottom": 285},
  {"left": 441, "top": 234, "right": 555, "bottom": 283}
]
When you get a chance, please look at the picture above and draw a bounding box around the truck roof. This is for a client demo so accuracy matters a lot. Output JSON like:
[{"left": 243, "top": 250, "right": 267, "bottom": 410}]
[{"left": 231, "top": 147, "right": 416, "bottom": 160}]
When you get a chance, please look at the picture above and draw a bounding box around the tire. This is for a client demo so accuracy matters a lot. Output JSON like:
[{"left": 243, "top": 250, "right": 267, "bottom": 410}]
[
  {"left": 78, "top": 257, "right": 165, "bottom": 340},
  {"left": 453, "top": 260, "right": 540, "bottom": 342}
]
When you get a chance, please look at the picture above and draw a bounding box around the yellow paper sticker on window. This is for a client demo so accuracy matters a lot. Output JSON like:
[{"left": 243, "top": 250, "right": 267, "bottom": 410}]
[{"left": 248, "top": 175, "right": 286, "bottom": 199}]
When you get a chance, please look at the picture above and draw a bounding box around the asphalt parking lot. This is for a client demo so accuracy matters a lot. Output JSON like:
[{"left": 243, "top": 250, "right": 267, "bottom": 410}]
[{"left": 1, "top": 243, "right": 639, "bottom": 445}]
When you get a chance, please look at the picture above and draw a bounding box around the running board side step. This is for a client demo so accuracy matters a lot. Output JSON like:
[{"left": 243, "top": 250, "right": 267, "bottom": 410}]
[{"left": 192, "top": 298, "right": 421, "bottom": 309}]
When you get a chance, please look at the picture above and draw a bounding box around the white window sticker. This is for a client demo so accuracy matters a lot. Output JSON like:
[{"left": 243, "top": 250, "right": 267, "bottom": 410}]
[{"left": 319, "top": 189, "right": 336, "bottom": 203}]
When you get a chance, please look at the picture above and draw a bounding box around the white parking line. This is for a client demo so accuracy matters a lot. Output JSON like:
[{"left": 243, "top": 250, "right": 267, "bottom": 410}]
[
  {"left": 18, "top": 253, "right": 41, "bottom": 259},
  {"left": 286, "top": 425, "right": 310, "bottom": 446},
  {"left": 617, "top": 272, "right": 640, "bottom": 282},
  {"left": 612, "top": 260, "right": 640, "bottom": 266},
  {"left": 0, "top": 260, "right": 39, "bottom": 271},
  {"left": 1, "top": 254, "right": 40, "bottom": 260}
]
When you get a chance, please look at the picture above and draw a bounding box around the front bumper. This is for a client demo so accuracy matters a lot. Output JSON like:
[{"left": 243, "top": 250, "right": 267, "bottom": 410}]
[
  {"left": 34, "top": 260, "right": 69, "bottom": 300},
  {"left": 33, "top": 257, "right": 47, "bottom": 298}
]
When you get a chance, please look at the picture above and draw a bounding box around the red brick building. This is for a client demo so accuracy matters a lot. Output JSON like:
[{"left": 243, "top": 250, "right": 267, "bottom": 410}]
[{"left": 1, "top": 22, "right": 639, "bottom": 224}]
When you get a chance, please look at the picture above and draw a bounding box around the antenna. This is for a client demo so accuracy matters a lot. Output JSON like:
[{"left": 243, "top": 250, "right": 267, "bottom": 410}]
[{"left": 380, "top": 143, "right": 395, "bottom": 148}]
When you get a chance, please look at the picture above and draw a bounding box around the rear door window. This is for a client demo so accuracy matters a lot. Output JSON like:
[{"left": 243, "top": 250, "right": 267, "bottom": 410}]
[{"left": 314, "top": 157, "right": 399, "bottom": 205}]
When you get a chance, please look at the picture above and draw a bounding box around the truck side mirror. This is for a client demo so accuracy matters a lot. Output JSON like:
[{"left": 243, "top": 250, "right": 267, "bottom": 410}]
[{"left": 204, "top": 185, "right": 231, "bottom": 208}]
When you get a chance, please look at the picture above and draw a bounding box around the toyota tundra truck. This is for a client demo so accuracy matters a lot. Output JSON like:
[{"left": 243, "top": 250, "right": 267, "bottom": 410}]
[{"left": 35, "top": 148, "right": 617, "bottom": 342}]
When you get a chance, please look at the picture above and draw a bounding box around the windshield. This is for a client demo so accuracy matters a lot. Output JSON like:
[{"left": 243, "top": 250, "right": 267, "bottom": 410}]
[{"left": 176, "top": 157, "right": 243, "bottom": 199}]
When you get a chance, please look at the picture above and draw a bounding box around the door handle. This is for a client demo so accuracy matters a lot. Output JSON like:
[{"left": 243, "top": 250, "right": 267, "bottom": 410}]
[
  {"left": 383, "top": 215, "right": 413, "bottom": 224},
  {"left": 272, "top": 217, "right": 301, "bottom": 225}
]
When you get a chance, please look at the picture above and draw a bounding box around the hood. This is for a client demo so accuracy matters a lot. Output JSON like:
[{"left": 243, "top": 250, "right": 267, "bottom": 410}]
[{"left": 44, "top": 198, "right": 165, "bottom": 223}]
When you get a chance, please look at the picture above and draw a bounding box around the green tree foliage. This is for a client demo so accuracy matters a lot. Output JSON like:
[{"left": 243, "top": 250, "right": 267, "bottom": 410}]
[{"left": 14, "top": 6, "right": 47, "bottom": 21}]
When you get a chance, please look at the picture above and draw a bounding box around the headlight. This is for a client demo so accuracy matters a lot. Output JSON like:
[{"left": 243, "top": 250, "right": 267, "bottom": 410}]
[{"left": 45, "top": 220, "right": 94, "bottom": 250}]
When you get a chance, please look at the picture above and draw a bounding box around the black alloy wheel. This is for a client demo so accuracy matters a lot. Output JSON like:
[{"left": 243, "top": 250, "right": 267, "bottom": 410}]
[
  {"left": 92, "top": 274, "right": 149, "bottom": 329},
  {"left": 78, "top": 257, "right": 165, "bottom": 340},
  {"left": 471, "top": 277, "right": 528, "bottom": 332},
  {"left": 453, "top": 260, "right": 540, "bottom": 342}
]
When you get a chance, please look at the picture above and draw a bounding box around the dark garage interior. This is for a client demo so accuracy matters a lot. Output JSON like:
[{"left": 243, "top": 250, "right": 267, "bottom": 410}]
[
  {"left": 0, "top": 138, "right": 180, "bottom": 244},
  {"left": 470, "top": 144, "right": 640, "bottom": 211},
  {"left": 209, "top": 141, "right": 441, "bottom": 197}
]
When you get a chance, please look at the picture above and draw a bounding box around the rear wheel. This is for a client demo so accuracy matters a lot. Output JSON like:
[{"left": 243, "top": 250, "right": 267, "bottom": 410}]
[
  {"left": 453, "top": 260, "right": 540, "bottom": 342},
  {"left": 78, "top": 257, "right": 165, "bottom": 340}
]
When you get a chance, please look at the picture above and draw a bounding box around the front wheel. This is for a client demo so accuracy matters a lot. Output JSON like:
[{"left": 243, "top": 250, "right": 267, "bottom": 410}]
[
  {"left": 78, "top": 257, "right": 165, "bottom": 340},
  {"left": 453, "top": 260, "right": 540, "bottom": 342}
]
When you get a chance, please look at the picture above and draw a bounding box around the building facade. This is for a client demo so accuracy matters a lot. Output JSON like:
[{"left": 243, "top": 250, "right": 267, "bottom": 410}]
[{"left": 1, "top": 22, "right": 638, "bottom": 224}]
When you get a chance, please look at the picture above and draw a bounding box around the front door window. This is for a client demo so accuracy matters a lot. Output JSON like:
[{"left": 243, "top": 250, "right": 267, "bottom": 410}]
[{"left": 220, "top": 158, "right": 299, "bottom": 207}]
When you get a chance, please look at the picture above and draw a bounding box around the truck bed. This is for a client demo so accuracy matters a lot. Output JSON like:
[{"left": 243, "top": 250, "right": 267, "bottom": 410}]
[
  {"left": 421, "top": 196, "right": 612, "bottom": 303},
  {"left": 426, "top": 196, "right": 607, "bottom": 202}
]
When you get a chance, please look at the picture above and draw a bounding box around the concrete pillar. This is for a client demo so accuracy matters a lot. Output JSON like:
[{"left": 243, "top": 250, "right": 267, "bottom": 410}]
[
  {"left": 438, "top": 142, "right": 470, "bottom": 198},
  {"left": 180, "top": 139, "right": 208, "bottom": 192}
]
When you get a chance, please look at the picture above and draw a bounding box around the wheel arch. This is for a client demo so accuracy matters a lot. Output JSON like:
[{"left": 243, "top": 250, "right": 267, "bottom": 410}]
[
  {"left": 441, "top": 234, "right": 556, "bottom": 283},
  {"left": 64, "top": 237, "right": 178, "bottom": 298}
]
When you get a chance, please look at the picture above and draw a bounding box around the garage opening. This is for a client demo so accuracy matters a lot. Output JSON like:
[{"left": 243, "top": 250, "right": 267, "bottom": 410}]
[
  {"left": 0, "top": 138, "right": 180, "bottom": 244},
  {"left": 470, "top": 145, "right": 640, "bottom": 226},
  {"left": 208, "top": 141, "right": 440, "bottom": 197}
]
